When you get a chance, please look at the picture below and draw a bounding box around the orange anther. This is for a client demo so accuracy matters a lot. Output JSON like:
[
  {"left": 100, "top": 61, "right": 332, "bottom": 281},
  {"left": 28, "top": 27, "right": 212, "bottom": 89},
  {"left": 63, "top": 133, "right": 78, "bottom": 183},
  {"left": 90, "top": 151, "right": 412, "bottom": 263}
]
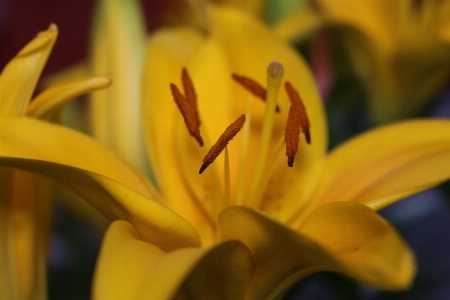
[
  {"left": 199, "top": 114, "right": 246, "bottom": 174},
  {"left": 285, "top": 104, "right": 301, "bottom": 167},
  {"left": 170, "top": 83, "right": 203, "bottom": 146},
  {"left": 285, "top": 81, "right": 311, "bottom": 144},
  {"left": 232, "top": 74, "right": 280, "bottom": 112},
  {"left": 182, "top": 68, "right": 201, "bottom": 126}
]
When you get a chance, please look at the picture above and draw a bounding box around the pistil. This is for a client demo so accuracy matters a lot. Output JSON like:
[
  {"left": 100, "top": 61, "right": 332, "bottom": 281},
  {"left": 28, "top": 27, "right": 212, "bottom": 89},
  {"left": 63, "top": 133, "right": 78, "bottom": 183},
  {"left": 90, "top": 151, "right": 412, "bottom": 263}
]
[{"left": 248, "top": 61, "right": 284, "bottom": 207}]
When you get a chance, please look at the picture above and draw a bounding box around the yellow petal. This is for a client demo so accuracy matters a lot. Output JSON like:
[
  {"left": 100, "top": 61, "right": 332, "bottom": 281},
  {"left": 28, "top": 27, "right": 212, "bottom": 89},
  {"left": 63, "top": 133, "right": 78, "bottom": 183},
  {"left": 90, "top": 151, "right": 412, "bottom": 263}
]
[
  {"left": 439, "top": 19, "right": 450, "bottom": 45},
  {"left": 40, "top": 62, "right": 89, "bottom": 88},
  {"left": 219, "top": 203, "right": 415, "bottom": 299},
  {"left": 0, "top": 24, "right": 58, "bottom": 115},
  {"left": 10, "top": 171, "right": 51, "bottom": 300},
  {"left": 208, "top": 5, "right": 327, "bottom": 221},
  {"left": 274, "top": 8, "right": 322, "bottom": 41},
  {"left": 307, "top": 119, "right": 450, "bottom": 214},
  {"left": 0, "top": 168, "right": 50, "bottom": 300},
  {"left": 89, "top": 0, "right": 148, "bottom": 172},
  {"left": 93, "top": 220, "right": 253, "bottom": 300},
  {"left": 0, "top": 116, "right": 199, "bottom": 250},
  {"left": 300, "top": 202, "right": 415, "bottom": 289},
  {"left": 314, "top": 0, "right": 398, "bottom": 53},
  {"left": 26, "top": 75, "right": 112, "bottom": 121},
  {"left": 211, "top": 0, "right": 264, "bottom": 16},
  {"left": 176, "top": 240, "right": 253, "bottom": 299},
  {"left": 143, "top": 28, "right": 218, "bottom": 244},
  {"left": 0, "top": 168, "right": 17, "bottom": 299},
  {"left": 0, "top": 116, "right": 151, "bottom": 195}
]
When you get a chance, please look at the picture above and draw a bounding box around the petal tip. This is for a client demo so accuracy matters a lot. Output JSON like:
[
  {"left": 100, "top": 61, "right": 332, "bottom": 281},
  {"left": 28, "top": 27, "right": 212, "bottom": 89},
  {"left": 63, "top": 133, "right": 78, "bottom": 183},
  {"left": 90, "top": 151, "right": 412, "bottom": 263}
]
[{"left": 47, "top": 23, "right": 58, "bottom": 32}]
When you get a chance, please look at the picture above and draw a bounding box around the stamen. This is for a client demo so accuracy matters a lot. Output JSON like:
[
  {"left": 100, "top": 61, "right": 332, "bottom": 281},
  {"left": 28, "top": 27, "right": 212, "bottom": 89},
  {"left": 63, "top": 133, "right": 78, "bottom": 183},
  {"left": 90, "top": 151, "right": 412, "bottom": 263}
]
[
  {"left": 232, "top": 73, "right": 280, "bottom": 112},
  {"left": 285, "top": 81, "right": 311, "bottom": 144},
  {"left": 170, "top": 83, "right": 203, "bottom": 146},
  {"left": 199, "top": 114, "right": 246, "bottom": 174},
  {"left": 182, "top": 68, "right": 201, "bottom": 126},
  {"left": 285, "top": 105, "right": 301, "bottom": 167}
]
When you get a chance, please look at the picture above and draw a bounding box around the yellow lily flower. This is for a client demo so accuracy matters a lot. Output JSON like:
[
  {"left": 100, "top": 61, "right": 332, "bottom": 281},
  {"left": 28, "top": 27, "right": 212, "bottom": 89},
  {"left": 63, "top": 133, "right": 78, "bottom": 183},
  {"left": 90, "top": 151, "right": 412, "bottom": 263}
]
[
  {"left": 100, "top": 5, "right": 448, "bottom": 298},
  {"left": 0, "top": 25, "right": 112, "bottom": 299},
  {"left": 1, "top": 4, "right": 450, "bottom": 299},
  {"left": 276, "top": 0, "right": 450, "bottom": 124}
]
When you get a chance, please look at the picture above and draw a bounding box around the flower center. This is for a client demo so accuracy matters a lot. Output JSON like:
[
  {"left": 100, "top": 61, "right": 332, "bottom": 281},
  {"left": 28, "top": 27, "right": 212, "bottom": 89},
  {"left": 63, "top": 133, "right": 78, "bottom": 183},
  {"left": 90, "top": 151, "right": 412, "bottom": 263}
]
[{"left": 169, "top": 61, "right": 311, "bottom": 224}]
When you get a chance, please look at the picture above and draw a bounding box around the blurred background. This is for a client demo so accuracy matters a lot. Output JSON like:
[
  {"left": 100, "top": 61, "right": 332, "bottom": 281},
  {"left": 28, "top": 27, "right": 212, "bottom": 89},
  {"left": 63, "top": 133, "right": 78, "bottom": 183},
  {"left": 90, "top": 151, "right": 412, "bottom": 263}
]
[{"left": 1, "top": 0, "right": 450, "bottom": 299}]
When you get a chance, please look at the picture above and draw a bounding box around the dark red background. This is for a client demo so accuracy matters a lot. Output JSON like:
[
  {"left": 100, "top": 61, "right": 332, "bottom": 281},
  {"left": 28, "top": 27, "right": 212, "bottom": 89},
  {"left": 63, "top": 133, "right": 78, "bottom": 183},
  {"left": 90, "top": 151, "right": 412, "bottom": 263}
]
[{"left": 0, "top": 0, "right": 169, "bottom": 75}]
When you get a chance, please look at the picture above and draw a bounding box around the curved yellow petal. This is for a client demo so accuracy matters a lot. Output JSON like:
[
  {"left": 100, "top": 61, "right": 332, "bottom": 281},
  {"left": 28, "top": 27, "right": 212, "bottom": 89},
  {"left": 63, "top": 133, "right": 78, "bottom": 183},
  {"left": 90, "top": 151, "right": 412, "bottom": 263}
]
[
  {"left": 40, "top": 62, "right": 89, "bottom": 88},
  {"left": 89, "top": 0, "right": 148, "bottom": 172},
  {"left": 219, "top": 203, "right": 415, "bottom": 299},
  {"left": 0, "top": 116, "right": 199, "bottom": 250},
  {"left": 26, "top": 75, "right": 112, "bottom": 121},
  {"left": 299, "top": 202, "right": 416, "bottom": 290},
  {"left": 0, "top": 116, "right": 151, "bottom": 196},
  {"left": 208, "top": 5, "right": 327, "bottom": 221},
  {"left": 0, "top": 24, "right": 57, "bottom": 115},
  {"left": 176, "top": 240, "right": 253, "bottom": 300},
  {"left": 3, "top": 159, "right": 200, "bottom": 251},
  {"left": 307, "top": 119, "right": 450, "bottom": 214},
  {"left": 93, "top": 220, "right": 254, "bottom": 300}
]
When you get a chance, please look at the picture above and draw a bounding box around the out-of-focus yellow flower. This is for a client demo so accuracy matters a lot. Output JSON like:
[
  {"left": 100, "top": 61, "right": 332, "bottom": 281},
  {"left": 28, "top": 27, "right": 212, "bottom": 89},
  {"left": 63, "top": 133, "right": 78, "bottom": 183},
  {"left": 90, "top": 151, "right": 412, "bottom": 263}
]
[
  {"left": 2, "top": 4, "right": 450, "bottom": 300},
  {"left": 89, "top": 0, "right": 148, "bottom": 173},
  {"left": 38, "top": 0, "right": 149, "bottom": 231},
  {"left": 209, "top": 0, "right": 308, "bottom": 24},
  {"left": 209, "top": 0, "right": 265, "bottom": 16},
  {"left": 276, "top": 0, "right": 450, "bottom": 124},
  {"left": 0, "top": 25, "right": 112, "bottom": 300}
]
